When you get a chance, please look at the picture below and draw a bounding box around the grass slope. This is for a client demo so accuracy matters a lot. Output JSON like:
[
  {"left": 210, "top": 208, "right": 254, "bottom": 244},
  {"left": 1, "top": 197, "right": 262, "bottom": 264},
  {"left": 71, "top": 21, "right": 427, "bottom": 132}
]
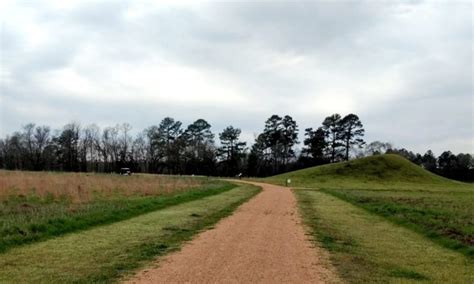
[
  {"left": 262, "top": 154, "right": 473, "bottom": 281},
  {"left": 0, "top": 183, "right": 260, "bottom": 283},
  {"left": 266, "top": 154, "right": 468, "bottom": 190}
]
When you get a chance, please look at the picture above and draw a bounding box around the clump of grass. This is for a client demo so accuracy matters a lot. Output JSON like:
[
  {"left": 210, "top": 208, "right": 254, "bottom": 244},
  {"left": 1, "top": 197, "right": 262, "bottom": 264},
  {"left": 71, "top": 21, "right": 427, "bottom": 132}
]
[{"left": 389, "top": 268, "right": 429, "bottom": 280}]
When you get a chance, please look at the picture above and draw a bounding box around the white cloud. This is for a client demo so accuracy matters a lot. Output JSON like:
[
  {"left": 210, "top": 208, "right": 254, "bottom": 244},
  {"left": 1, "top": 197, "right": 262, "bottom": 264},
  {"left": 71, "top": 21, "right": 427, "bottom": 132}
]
[
  {"left": 35, "top": 58, "right": 248, "bottom": 107},
  {"left": 0, "top": 0, "right": 472, "bottom": 154}
]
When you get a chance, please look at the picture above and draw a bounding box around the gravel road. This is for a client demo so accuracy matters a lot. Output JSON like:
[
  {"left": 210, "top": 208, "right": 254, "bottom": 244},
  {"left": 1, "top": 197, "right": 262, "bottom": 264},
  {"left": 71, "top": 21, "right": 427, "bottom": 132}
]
[{"left": 126, "top": 181, "right": 338, "bottom": 283}]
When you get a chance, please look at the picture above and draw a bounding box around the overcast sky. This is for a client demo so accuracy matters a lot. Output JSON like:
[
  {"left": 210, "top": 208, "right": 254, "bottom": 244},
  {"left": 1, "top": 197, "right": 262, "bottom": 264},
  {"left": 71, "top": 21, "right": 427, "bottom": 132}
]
[{"left": 0, "top": 0, "right": 472, "bottom": 155}]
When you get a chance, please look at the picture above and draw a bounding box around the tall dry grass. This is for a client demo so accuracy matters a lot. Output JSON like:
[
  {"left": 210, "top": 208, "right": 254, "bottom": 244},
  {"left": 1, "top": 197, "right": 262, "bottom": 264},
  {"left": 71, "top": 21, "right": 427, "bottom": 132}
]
[{"left": 0, "top": 170, "right": 206, "bottom": 203}]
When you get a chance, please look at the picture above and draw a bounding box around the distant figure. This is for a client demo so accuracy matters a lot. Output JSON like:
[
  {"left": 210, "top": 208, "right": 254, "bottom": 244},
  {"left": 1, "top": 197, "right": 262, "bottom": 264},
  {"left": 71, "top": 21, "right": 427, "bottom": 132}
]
[
  {"left": 237, "top": 173, "right": 243, "bottom": 180},
  {"left": 120, "top": 168, "right": 132, "bottom": 176}
]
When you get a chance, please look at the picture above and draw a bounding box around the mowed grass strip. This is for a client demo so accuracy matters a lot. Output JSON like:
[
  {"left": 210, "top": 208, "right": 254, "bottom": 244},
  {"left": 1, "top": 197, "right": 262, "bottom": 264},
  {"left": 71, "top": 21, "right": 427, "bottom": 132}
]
[
  {"left": 0, "top": 184, "right": 260, "bottom": 283},
  {"left": 324, "top": 188, "right": 474, "bottom": 257},
  {"left": 296, "top": 189, "right": 474, "bottom": 283},
  {"left": 0, "top": 181, "right": 235, "bottom": 253}
]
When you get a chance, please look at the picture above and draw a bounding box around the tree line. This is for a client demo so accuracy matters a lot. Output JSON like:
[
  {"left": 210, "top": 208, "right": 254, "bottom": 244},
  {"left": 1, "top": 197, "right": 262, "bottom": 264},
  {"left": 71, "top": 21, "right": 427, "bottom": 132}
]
[
  {"left": 0, "top": 114, "right": 472, "bottom": 181},
  {"left": 0, "top": 114, "right": 364, "bottom": 176},
  {"left": 386, "top": 147, "right": 472, "bottom": 181},
  {"left": 247, "top": 113, "right": 365, "bottom": 176}
]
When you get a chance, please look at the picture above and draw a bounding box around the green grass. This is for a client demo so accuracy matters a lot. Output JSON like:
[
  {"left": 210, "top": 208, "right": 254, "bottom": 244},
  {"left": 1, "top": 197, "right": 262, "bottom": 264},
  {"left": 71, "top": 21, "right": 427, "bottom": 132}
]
[
  {"left": 324, "top": 188, "right": 474, "bottom": 257},
  {"left": 0, "top": 180, "right": 236, "bottom": 253},
  {"left": 260, "top": 154, "right": 474, "bottom": 281},
  {"left": 265, "top": 154, "right": 471, "bottom": 191},
  {"left": 296, "top": 189, "right": 473, "bottom": 283},
  {"left": 0, "top": 183, "right": 260, "bottom": 283}
]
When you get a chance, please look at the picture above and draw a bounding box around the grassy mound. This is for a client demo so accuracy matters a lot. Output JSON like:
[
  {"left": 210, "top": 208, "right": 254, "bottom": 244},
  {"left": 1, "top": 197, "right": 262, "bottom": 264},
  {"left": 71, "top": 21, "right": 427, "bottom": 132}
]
[{"left": 265, "top": 154, "right": 466, "bottom": 190}]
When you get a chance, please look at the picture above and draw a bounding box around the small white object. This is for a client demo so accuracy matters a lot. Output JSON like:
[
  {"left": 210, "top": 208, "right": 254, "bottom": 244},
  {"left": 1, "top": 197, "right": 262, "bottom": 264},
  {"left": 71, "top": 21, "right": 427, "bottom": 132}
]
[{"left": 287, "top": 179, "right": 291, "bottom": 184}]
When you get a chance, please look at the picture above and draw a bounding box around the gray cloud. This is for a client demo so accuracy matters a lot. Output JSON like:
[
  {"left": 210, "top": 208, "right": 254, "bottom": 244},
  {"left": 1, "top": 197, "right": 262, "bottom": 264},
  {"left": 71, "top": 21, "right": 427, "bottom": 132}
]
[{"left": 0, "top": 0, "right": 472, "bottom": 154}]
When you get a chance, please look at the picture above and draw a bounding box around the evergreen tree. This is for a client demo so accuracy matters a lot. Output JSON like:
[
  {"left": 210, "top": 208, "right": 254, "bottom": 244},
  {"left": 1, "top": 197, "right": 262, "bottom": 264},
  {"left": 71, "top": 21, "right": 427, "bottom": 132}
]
[
  {"left": 260, "top": 114, "right": 299, "bottom": 173},
  {"left": 183, "top": 119, "right": 216, "bottom": 175},
  {"left": 422, "top": 150, "right": 437, "bottom": 171},
  {"left": 218, "top": 126, "right": 246, "bottom": 176},
  {"left": 321, "top": 114, "right": 343, "bottom": 163},
  {"left": 340, "top": 114, "right": 365, "bottom": 161},
  {"left": 302, "top": 127, "right": 327, "bottom": 165},
  {"left": 158, "top": 117, "right": 183, "bottom": 173}
]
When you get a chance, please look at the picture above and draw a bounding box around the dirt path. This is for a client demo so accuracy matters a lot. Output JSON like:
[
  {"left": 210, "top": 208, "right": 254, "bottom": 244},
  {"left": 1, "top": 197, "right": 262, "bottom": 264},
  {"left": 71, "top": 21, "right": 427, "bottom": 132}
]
[{"left": 126, "top": 181, "right": 338, "bottom": 283}]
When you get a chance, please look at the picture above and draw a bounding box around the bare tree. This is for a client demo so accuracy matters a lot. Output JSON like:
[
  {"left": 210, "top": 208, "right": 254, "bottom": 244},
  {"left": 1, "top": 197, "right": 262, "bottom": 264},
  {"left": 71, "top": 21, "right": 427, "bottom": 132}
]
[{"left": 82, "top": 124, "right": 100, "bottom": 172}]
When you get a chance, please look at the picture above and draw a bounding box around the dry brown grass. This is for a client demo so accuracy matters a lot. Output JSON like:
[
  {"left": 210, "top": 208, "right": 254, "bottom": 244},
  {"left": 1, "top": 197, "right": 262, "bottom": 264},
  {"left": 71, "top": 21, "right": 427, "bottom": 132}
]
[{"left": 0, "top": 170, "right": 206, "bottom": 203}]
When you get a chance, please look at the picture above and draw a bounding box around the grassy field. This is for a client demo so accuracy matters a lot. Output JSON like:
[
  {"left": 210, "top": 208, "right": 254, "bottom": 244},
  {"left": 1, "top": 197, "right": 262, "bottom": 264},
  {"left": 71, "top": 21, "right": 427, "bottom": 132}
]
[
  {"left": 265, "top": 154, "right": 474, "bottom": 282},
  {"left": 0, "top": 182, "right": 260, "bottom": 283},
  {"left": 0, "top": 170, "right": 207, "bottom": 202},
  {"left": 297, "top": 190, "right": 473, "bottom": 283},
  {"left": 325, "top": 188, "right": 473, "bottom": 256},
  {"left": 0, "top": 171, "right": 235, "bottom": 252}
]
